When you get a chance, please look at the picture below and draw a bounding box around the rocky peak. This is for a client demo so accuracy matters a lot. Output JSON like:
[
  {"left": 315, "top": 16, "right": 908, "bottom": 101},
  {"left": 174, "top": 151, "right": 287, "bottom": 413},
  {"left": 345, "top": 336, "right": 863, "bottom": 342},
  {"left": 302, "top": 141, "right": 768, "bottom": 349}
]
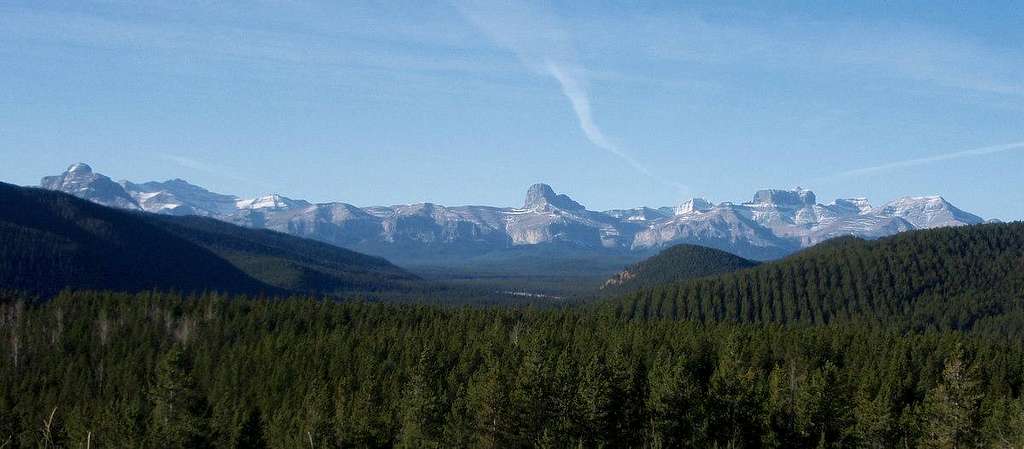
[
  {"left": 832, "top": 198, "right": 873, "bottom": 214},
  {"left": 523, "top": 183, "right": 584, "bottom": 211},
  {"left": 676, "top": 198, "right": 713, "bottom": 215},
  {"left": 124, "top": 178, "right": 211, "bottom": 194},
  {"left": 41, "top": 163, "right": 97, "bottom": 188},
  {"left": 877, "top": 196, "right": 982, "bottom": 229},
  {"left": 40, "top": 162, "right": 140, "bottom": 210},
  {"left": 35, "top": 162, "right": 990, "bottom": 263},
  {"left": 751, "top": 188, "right": 816, "bottom": 207},
  {"left": 120, "top": 177, "right": 239, "bottom": 216},
  {"left": 162, "top": 178, "right": 199, "bottom": 189},
  {"left": 524, "top": 183, "right": 556, "bottom": 207},
  {"left": 603, "top": 207, "right": 669, "bottom": 222},
  {"left": 236, "top": 194, "right": 309, "bottom": 210},
  {"left": 67, "top": 162, "right": 93, "bottom": 174}
]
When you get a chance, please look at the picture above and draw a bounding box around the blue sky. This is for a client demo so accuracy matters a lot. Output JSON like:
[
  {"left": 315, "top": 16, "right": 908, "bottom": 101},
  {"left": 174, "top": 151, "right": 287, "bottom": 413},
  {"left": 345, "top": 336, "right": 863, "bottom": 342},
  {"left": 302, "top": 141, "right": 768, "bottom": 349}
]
[{"left": 2, "top": 1, "right": 1023, "bottom": 219}]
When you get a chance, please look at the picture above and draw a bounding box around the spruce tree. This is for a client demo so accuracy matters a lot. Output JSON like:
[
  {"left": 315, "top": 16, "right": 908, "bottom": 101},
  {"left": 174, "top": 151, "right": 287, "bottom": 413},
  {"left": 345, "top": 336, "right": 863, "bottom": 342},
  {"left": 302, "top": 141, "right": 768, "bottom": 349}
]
[
  {"left": 148, "top": 345, "right": 210, "bottom": 449},
  {"left": 236, "top": 408, "right": 268, "bottom": 449},
  {"left": 398, "top": 350, "right": 445, "bottom": 448},
  {"left": 919, "top": 347, "right": 983, "bottom": 449}
]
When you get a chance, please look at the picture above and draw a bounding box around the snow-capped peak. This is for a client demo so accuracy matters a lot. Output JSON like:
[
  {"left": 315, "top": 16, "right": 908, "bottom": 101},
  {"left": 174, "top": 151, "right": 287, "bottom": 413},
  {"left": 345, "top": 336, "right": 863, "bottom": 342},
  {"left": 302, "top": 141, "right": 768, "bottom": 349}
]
[
  {"left": 38, "top": 163, "right": 990, "bottom": 263},
  {"left": 66, "top": 162, "right": 93, "bottom": 174},
  {"left": 40, "top": 162, "right": 140, "bottom": 210},
  {"left": 876, "top": 195, "right": 983, "bottom": 229},
  {"left": 830, "top": 198, "right": 873, "bottom": 215},
  {"left": 236, "top": 194, "right": 309, "bottom": 210},
  {"left": 750, "top": 188, "right": 816, "bottom": 207},
  {"left": 676, "top": 198, "right": 714, "bottom": 215}
]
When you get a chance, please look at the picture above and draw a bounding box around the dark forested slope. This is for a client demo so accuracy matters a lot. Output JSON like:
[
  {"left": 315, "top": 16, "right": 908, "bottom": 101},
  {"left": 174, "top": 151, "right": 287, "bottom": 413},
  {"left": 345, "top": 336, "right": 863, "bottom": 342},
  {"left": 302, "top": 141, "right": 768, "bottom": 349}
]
[
  {"left": 0, "top": 183, "right": 416, "bottom": 296},
  {"left": 150, "top": 215, "right": 417, "bottom": 293},
  {"left": 0, "top": 183, "right": 270, "bottom": 296},
  {"left": 2, "top": 291, "right": 1023, "bottom": 449},
  {"left": 610, "top": 222, "right": 1024, "bottom": 335},
  {"left": 602, "top": 243, "right": 758, "bottom": 292}
]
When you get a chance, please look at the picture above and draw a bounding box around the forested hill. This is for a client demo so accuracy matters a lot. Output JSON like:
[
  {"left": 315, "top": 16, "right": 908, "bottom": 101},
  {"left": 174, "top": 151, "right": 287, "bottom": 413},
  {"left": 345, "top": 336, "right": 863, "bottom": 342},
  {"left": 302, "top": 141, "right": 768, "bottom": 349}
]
[
  {"left": 148, "top": 215, "right": 417, "bottom": 293},
  {"left": 609, "top": 222, "right": 1024, "bottom": 335},
  {"left": 602, "top": 244, "right": 758, "bottom": 292},
  {"left": 0, "top": 183, "right": 416, "bottom": 297},
  {"left": 3, "top": 291, "right": 1024, "bottom": 448}
]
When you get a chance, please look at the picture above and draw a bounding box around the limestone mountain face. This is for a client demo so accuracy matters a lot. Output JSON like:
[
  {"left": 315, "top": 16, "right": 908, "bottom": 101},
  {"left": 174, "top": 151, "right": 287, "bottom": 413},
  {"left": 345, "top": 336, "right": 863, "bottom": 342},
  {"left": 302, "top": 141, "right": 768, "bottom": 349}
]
[
  {"left": 41, "top": 163, "right": 140, "bottom": 210},
  {"left": 40, "top": 163, "right": 987, "bottom": 262}
]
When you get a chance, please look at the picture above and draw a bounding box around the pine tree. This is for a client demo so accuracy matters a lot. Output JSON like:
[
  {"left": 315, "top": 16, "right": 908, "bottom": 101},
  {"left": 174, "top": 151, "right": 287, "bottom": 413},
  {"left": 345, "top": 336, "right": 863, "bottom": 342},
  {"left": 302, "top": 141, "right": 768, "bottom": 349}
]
[
  {"left": 398, "top": 349, "right": 445, "bottom": 448},
  {"left": 148, "top": 345, "right": 211, "bottom": 449},
  {"left": 466, "top": 360, "right": 508, "bottom": 449},
  {"left": 980, "top": 397, "right": 1024, "bottom": 449},
  {"left": 236, "top": 407, "right": 268, "bottom": 449},
  {"left": 919, "top": 346, "right": 983, "bottom": 449},
  {"left": 508, "top": 343, "right": 551, "bottom": 447},
  {"left": 852, "top": 389, "right": 894, "bottom": 449}
]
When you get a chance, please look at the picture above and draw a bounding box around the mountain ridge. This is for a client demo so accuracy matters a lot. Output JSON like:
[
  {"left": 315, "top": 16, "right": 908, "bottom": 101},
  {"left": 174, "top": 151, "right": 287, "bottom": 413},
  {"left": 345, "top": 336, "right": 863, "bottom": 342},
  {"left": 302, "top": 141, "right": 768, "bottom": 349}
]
[
  {"left": 0, "top": 182, "right": 418, "bottom": 297},
  {"left": 37, "top": 163, "right": 986, "bottom": 264}
]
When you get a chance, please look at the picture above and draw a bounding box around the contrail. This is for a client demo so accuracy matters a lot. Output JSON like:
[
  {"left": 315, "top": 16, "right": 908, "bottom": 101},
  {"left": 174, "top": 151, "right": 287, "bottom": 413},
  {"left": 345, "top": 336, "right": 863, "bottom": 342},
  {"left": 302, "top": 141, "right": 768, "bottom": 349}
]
[
  {"left": 158, "top": 153, "right": 270, "bottom": 189},
  {"left": 833, "top": 140, "right": 1024, "bottom": 178},
  {"left": 544, "top": 61, "right": 667, "bottom": 183},
  {"left": 455, "top": 0, "right": 686, "bottom": 193}
]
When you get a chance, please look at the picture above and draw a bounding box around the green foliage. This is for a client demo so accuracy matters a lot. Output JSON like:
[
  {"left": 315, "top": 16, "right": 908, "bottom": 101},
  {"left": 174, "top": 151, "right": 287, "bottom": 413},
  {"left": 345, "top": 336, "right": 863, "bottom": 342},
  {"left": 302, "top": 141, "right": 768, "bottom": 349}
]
[
  {"left": 919, "top": 346, "right": 984, "bottom": 449},
  {"left": 148, "top": 346, "right": 211, "bottom": 448},
  {"left": 151, "top": 215, "right": 418, "bottom": 293},
  {"left": 2, "top": 291, "right": 1024, "bottom": 448},
  {"left": 0, "top": 183, "right": 269, "bottom": 297},
  {"left": 398, "top": 350, "right": 445, "bottom": 448},
  {"left": 4, "top": 186, "right": 1024, "bottom": 448},
  {"left": 608, "top": 222, "right": 1024, "bottom": 336},
  {"left": 603, "top": 244, "right": 758, "bottom": 293},
  {"left": 0, "top": 182, "right": 416, "bottom": 298}
]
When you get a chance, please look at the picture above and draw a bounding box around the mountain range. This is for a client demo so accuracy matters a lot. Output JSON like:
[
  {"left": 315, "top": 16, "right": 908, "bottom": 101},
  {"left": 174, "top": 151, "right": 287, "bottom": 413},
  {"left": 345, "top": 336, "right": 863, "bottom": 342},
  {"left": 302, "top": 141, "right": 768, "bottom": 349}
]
[
  {"left": 1, "top": 181, "right": 416, "bottom": 297},
  {"left": 40, "top": 163, "right": 986, "bottom": 265}
]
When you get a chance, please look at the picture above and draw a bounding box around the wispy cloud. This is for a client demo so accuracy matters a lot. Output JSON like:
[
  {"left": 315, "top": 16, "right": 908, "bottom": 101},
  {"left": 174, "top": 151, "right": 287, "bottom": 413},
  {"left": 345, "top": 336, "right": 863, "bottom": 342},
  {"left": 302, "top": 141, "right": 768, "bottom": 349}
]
[
  {"left": 158, "top": 154, "right": 254, "bottom": 184},
  {"left": 607, "top": 14, "right": 1024, "bottom": 99},
  {"left": 455, "top": 0, "right": 687, "bottom": 193},
  {"left": 832, "top": 140, "right": 1024, "bottom": 178},
  {"left": 545, "top": 61, "right": 669, "bottom": 184},
  {"left": 0, "top": 6, "right": 515, "bottom": 79}
]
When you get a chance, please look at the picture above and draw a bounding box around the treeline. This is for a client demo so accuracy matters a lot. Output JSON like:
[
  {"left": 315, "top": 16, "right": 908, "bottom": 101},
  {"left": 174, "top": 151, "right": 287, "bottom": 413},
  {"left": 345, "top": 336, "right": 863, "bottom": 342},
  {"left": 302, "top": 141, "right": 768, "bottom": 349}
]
[
  {"left": 2, "top": 291, "right": 1024, "bottom": 448},
  {"left": 609, "top": 223, "right": 1024, "bottom": 336}
]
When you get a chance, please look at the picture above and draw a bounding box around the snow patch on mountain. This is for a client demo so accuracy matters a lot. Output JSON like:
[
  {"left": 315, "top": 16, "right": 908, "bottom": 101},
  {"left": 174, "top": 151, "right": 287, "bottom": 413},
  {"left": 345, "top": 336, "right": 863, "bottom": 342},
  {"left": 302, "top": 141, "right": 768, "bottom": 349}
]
[
  {"left": 876, "top": 196, "right": 983, "bottom": 229},
  {"left": 39, "top": 163, "right": 989, "bottom": 261},
  {"left": 236, "top": 194, "right": 310, "bottom": 211},
  {"left": 122, "top": 178, "right": 238, "bottom": 216},
  {"left": 40, "top": 163, "right": 140, "bottom": 210},
  {"left": 676, "top": 198, "right": 714, "bottom": 215}
]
